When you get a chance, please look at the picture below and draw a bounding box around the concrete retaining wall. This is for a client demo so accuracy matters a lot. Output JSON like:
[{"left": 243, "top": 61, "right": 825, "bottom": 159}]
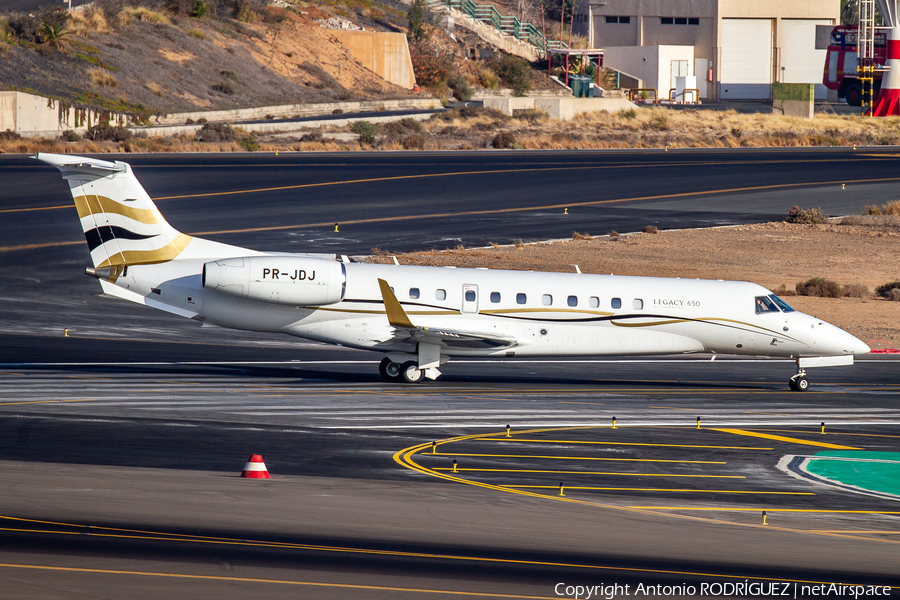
[
  {"left": 772, "top": 83, "right": 814, "bottom": 118},
  {"left": 153, "top": 98, "right": 440, "bottom": 125},
  {"left": 1, "top": 91, "right": 122, "bottom": 135},
  {"left": 483, "top": 96, "right": 636, "bottom": 120},
  {"left": 332, "top": 31, "right": 416, "bottom": 89},
  {"left": 130, "top": 111, "right": 437, "bottom": 138}
]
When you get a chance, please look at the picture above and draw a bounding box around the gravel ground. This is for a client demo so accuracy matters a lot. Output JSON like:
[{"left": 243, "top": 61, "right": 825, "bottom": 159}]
[{"left": 370, "top": 221, "right": 900, "bottom": 348}]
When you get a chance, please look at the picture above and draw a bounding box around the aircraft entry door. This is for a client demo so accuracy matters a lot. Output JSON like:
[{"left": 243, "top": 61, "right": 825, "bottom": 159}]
[{"left": 461, "top": 284, "right": 479, "bottom": 313}]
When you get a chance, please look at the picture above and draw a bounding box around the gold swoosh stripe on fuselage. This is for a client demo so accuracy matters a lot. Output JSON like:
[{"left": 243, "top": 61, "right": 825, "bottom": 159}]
[
  {"left": 96, "top": 233, "right": 193, "bottom": 267},
  {"left": 610, "top": 316, "right": 801, "bottom": 343},
  {"left": 74, "top": 195, "right": 160, "bottom": 225}
]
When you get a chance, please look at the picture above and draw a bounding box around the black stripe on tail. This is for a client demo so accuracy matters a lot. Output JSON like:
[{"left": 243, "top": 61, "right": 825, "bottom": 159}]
[{"left": 85, "top": 226, "right": 157, "bottom": 252}]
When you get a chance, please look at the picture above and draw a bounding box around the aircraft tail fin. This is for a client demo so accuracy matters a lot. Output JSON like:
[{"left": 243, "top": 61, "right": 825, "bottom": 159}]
[{"left": 36, "top": 153, "right": 192, "bottom": 273}]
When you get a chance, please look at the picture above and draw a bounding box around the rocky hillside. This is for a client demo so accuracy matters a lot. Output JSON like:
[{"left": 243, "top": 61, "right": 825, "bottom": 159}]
[{"left": 0, "top": 1, "right": 416, "bottom": 117}]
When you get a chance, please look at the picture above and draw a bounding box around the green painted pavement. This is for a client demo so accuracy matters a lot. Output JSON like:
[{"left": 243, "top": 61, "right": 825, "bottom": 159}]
[{"left": 806, "top": 451, "right": 900, "bottom": 497}]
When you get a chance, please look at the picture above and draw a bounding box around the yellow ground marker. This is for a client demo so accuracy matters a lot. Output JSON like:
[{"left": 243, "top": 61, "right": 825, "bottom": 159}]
[
  {"left": 475, "top": 438, "right": 772, "bottom": 450},
  {"left": 505, "top": 486, "right": 813, "bottom": 495},
  {"left": 711, "top": 428, "right": 860, "bottom": 450},
  {"left": 427, "top": 452, "right": 725, "bottom": 464},
  {"left": 432, "top": 468, "right": 744, "bottom": 478}
]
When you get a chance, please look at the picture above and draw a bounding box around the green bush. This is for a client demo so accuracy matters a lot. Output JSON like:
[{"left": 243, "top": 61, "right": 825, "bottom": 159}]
[
  {"left": 491, "top": 55, "right": 532, "bottom": 96},
  {"left": 239, "top": 136, "right": 259, "bottom": 151},
  {"left": 192, "top": 0, "right": 211, "bottom": 17},
  {"left": 447, "top": 74, "right": 473, "bottom": 102},
  {"left": 787, "top": 205, "right": 827, "bottom": 224},
  {"left": 350, "top": 120, "right": 376, "bottom": 145},
  {"left": 62, "top": 130, "right": 80, "bottom": 142},
  {"left": 407, "top": 0, "right": 428, "bottom": 42},
  {"left": 211, "top": 82, "right": 235, "bottom": 95},
  {"left": 619, "top": 108, "right": 637, "bottom": 120},
  {"left": 796, "top": 277, "right": 843, "bottom": 298}
]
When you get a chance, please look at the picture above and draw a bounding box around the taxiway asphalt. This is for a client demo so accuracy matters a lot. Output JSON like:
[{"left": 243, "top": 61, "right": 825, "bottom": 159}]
[{"left": 2, "top": 150, "right": 900, "bottom": 598}]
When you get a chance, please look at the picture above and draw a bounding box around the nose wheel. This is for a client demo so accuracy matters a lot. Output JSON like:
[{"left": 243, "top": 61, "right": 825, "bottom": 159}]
[{"left": 789, "top": 368, "right": 809, "bottom": 392}]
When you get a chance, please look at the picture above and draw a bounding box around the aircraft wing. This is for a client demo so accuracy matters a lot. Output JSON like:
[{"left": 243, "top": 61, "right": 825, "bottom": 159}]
[{"left": 376, "top": 279, "right": 517, "bottom": 350}]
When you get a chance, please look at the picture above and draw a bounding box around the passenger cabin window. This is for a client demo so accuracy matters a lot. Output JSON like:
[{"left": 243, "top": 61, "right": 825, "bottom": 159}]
[
  {"left": 436, "top": 289, "right": 447, "bottom": 301},
  {"left": 589, "top": 296, "right": 600, "bottom": 308},
  {"left": 465, "top": 290, "right": 476, "bottom": 302},
  {"left": 769, "top": 295, "right": 795, "bottom": 312},
  {"left": 409, "top": 288, "right": 419, "bottom": 299},
  {"left": 755, "top": 296, "right": 780, "bottom": 314},
  {"left": 611, "top": 297, "right": 622, "bottom": 309},
  {"left": 516, "top": 293, "right": 527, "bottom": 305},
  {"left": 490, "top": 292, "right": 501, "bottom": 303},
  {"left": 567, "top": 295, "right": 578, "bottom": 307},
  {"left": 542, "top": 294, "right": 553, "bottom": 306},
  {"left": 633, "top": 298, "right": 643, "bottom": 310}
]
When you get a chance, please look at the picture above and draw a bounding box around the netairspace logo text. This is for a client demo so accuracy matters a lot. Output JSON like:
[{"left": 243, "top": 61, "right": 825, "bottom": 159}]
[{"left": 554, "top": 582, "right": 893, "bottom": 599}]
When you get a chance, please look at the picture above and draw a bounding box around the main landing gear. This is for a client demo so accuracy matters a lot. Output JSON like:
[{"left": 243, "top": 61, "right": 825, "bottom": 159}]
[
  {"left": 789, "top": 366, "right": 810, "bottom": 392},
  {"left": 379, "top": 357, "right": 425, "bottom": 383}
]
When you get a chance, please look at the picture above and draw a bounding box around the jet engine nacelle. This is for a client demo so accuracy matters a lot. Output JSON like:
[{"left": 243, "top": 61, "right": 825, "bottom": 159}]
[{"left": 202, "top": 256, "right": 346, "bottom": 306}]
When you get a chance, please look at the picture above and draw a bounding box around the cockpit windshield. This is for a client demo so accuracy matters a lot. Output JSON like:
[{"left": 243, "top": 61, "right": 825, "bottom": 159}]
[
  {"left": 754, "top": 296, "right": 780, "bottom": 314},
  {"left": 768, "top": 294, "right": 795, "bottom": 313}
]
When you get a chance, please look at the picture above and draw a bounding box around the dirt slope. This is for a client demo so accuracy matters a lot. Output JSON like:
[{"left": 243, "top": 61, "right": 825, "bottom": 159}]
[{"left": 0, "top": 6, "right": 413, "bottom": 116}]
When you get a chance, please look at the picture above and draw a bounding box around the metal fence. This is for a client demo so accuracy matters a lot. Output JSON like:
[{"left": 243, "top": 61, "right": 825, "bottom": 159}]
[{"left": 429, "top": 0, "right": 568, "bottom": 53}]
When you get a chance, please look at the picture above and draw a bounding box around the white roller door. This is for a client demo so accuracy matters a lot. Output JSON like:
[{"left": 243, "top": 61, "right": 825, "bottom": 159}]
[
  {"left": 781, "top": 19, "right": 831, "bottom": 100},
  {"left": 721, "top": 19, "right": 773, "bottom": 99}
]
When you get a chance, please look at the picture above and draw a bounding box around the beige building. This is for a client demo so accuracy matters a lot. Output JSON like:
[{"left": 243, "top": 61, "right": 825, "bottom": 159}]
[{"left": 574, "top": 0, "right": 840, "bottom": 100}]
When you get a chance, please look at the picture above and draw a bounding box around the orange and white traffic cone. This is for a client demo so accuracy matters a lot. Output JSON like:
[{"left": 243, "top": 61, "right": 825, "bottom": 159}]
[{"left": 241, "top": 454, "right": 270, "bottom": 479}]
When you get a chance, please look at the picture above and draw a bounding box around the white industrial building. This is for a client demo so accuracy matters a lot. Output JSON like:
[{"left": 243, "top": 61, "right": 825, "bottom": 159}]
[{"left": 573, "top": 0, "right": 840, "bottom": 101}]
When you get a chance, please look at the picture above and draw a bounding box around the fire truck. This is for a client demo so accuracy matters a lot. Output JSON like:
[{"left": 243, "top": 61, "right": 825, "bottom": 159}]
[{"left": 823, "top": 24, "right": 887, "bottom": 106}]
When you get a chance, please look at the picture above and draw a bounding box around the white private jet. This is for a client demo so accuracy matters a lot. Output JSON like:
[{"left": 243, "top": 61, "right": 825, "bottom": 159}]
[{"left": 38, "top": 153, "right": 870, "bottom": 390}]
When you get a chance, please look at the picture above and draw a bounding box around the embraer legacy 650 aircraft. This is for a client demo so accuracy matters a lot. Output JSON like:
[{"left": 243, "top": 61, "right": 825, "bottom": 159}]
[{"left": 38, "top": 153, "right": 870, "bottom": 390}]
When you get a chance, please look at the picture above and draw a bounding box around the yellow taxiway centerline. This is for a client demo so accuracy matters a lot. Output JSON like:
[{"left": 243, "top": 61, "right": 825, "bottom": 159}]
[
  {"left": 505, "top": 486, "right": 813, "bottom": 495},
  {"left": 711, "top": 429, "right": 861, "bottom": 450},
  {"left": 426, "top": 452, "right": 725, "bottom": 464},
  {"left": 474, "top": 438, "right": 773, "bottom": 450},
  {"left": 433, "top": 468, "right": 744, "bottom": 478}
]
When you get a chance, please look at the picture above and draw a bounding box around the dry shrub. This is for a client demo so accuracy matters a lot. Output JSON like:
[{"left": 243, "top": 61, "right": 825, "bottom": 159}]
[
  {"left": 381, "top": 118, "right": 422, "bottom": 136},
  {"left": 87, "top": 67, "right": 117, "bottom": 87},
  {"left": 875, "top": 281, "right": 900, "bottom": 300},
  {"left": 643, "top": 225, "right": 659, "bottom": 234},
  {"left": 796, "top": 277, "right": 843, "bottom": 298},
  {"left": 194, "top": 122, "right": 237, "bottom": 142},
  {"left": 572, "top": 231, "right": 592, "bottom": 240},
  {"left": 512, "top": 109, "right": 548, "bottom": 123},
  {"left": 842, "top": 283, "right": 869, "bottom": 298},
  {"left": 0, "top": 130, "right": 22, "bottom": 141},
  {"left": 147, "top": 81, "right": 163, "bottom": 96},
  {"left": 491, "top": 131, "right": 516, "bottom": 149},
  {"left": 70, "top": 7, "right": 110, "bottom": 35},
  {"left": 400, "top": 134, "right": 426, "bottom": 150},
  {"left": 774, "top": 284, "right": 797, "bottom": 297},
  {"left": 117, "top": 7, "right": 171, "bottom": 26},
  {"left": 608, "top": 230, "right": 620, "bottom": 241},
  {"left": 787, "top": 205, "right": 827, "bottom": 224},
  {"left": 476, "top": 67, "right": 499, "bottom": 90},
  {"left": 85, "top": 123, "right": 132, "bottom": 142},
  {"left": 882, "top": 200, "right": 900, "bottom": 215}
]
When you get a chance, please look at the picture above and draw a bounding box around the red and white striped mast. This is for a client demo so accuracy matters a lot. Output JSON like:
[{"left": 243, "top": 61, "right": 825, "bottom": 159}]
[{"left": 873, "top": 0, "right": 900, "bottom": 115}]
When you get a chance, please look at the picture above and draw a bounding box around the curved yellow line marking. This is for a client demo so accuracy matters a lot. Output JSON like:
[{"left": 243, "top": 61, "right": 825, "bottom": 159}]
[{"left": 394, "top": 427, "right": 900, "bottom": 548}]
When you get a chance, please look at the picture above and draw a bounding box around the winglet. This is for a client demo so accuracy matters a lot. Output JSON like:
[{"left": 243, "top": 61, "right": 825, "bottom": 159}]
[{"left": 378, "top": 279, "right": 415, "bottom": 329}]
